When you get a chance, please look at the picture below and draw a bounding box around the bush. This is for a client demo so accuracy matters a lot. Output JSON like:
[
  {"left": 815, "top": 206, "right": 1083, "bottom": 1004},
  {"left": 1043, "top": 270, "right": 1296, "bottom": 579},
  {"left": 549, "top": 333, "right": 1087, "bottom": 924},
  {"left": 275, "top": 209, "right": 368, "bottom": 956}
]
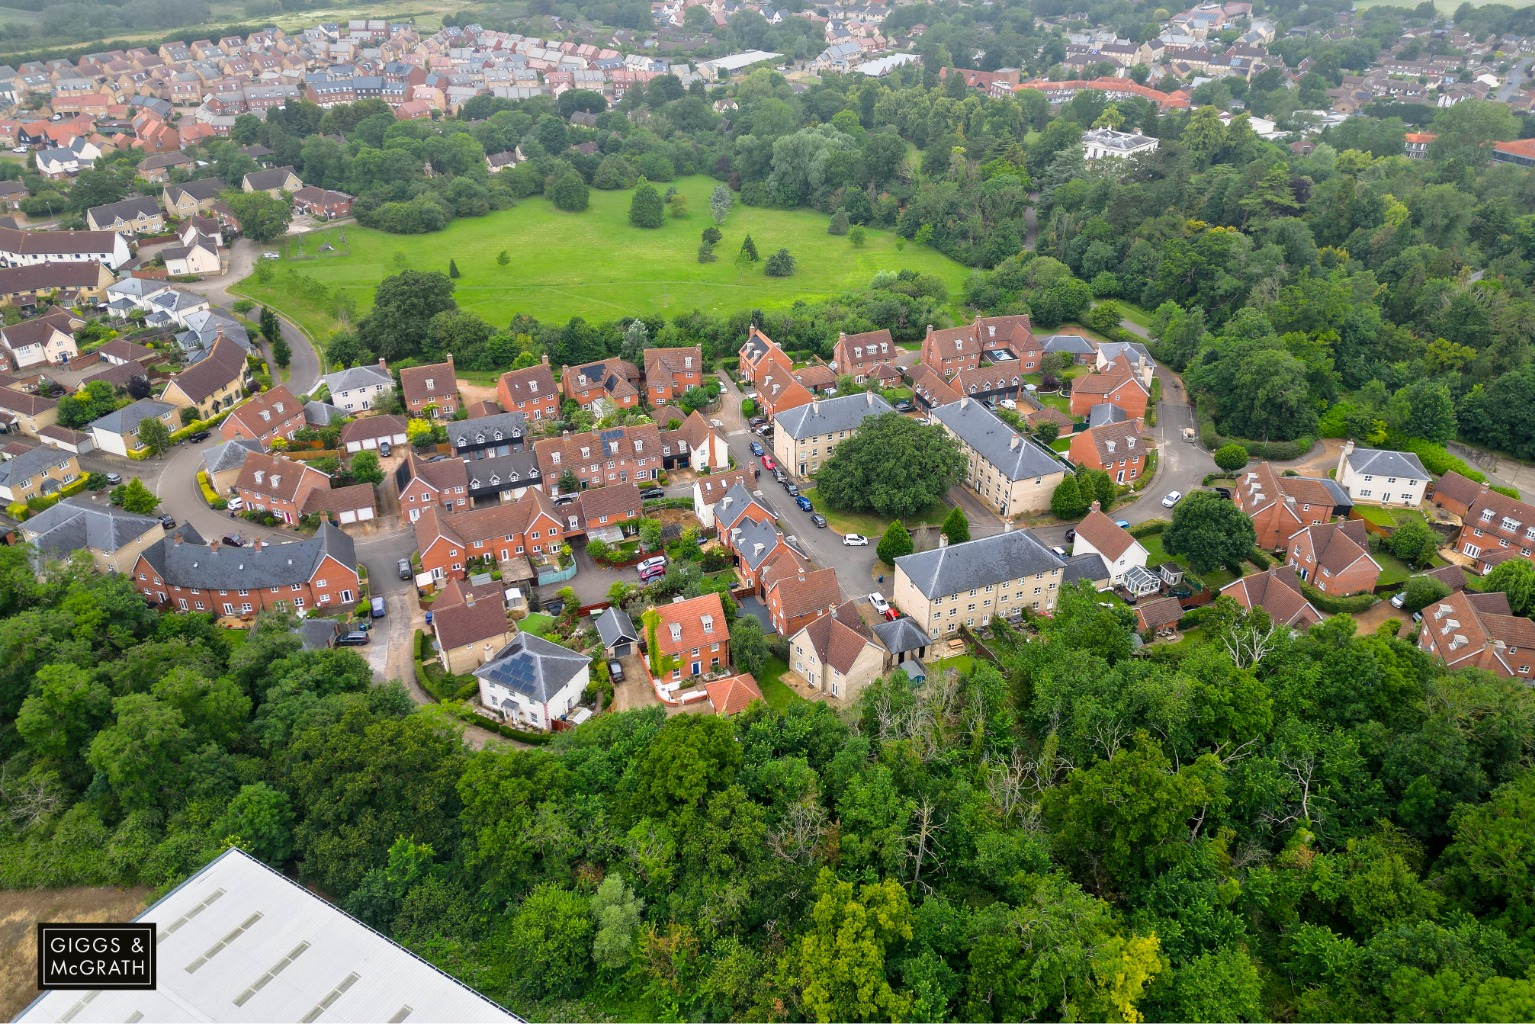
[
  {"left": 1400, "top": 438, "right": 1486, "bottom": 484},
  {"left": 629, "top": 183, "right": 664, "bottom": 228},
  {"left": 1248, "top": 548, "right": 1272, "bottom": 570},
  {"left": 1128, "top": 519, "right": 1168, "bottom": 538},
  {"left": 764, "top": 248, "right": 796, "bottom": 277},
  {"left": 828, "top": 210, "right": 850, "bottom": 235},
  {"left": 1299, "top": 580, "right": 1376, "bottom": 615},
  {"left": 1213, "top": 443, "right": 1249, "bottom": 472}
]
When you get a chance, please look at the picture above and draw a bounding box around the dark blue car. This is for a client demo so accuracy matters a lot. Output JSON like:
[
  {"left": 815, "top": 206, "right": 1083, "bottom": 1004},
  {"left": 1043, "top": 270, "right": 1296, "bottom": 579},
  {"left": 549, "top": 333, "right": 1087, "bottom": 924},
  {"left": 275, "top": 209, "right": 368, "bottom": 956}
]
[
  {"left": 795, "top": 495, "right": 813, "bottom": 512},
  {"left": 749, "top": 440, "right": 764, "bottom": 456}
]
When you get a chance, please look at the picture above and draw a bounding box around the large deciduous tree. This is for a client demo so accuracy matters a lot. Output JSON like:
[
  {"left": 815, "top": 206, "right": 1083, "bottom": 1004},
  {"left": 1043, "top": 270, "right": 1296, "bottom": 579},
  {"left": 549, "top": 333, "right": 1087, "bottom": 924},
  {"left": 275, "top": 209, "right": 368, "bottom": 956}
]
[
  {"left": 814, "top": 413, "right": 965, "bottom": 518},
  {"left": 223, "top": 189, "right": 293, "bottom": 242},
  {"left": 358, "top": 270, "right": 456, "bottom": 362},
  {"left": 1163, "top": 490, "right": 1257, "bottom": 572}
]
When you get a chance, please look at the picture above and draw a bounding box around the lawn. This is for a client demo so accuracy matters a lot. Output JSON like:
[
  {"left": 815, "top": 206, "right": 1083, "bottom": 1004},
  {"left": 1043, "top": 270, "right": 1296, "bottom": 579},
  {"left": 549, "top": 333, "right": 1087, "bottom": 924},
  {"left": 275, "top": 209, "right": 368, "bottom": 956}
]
[
  {"left": 1140, "top": 533, "right": 1238, "bottom": 591},
  {"left": 757, "top": 655, "right": 800, "bottom": 709},
  {"left": 1374, "top": 550, "right": 1417, "bottom": 588},
  {"left": 518, "top": 612, "right": 555, "bottom": 637},
  {"left": 800, "top": 486, "right": 951, "bottom": 539},
  {"left": 234, "top": 175, "right": 972, "bottom": 339},
  {"left": 928, "top": 653, "right": 975, "bottom": 677}
]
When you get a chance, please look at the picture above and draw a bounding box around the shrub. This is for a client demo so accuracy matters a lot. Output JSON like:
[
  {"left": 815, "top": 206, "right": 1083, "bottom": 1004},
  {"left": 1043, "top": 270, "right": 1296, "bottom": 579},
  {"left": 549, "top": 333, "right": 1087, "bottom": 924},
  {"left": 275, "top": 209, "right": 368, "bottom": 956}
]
[
  {"left": 828, "top": 210, "right": 850, "bottom": 235},
  {"left": 877, "top": 520, "right": 913, "bottom": 566},
  {"left": 764, "top": 248, "right": 796, "bottom": 277},
  {"left": 1299, "top": 580, "right": 1376, "bottom": 615},
  {"left": 550, "top": 172, "right": 590, "bottom": 212},
  {"left": 1400, "top": 438, "right": 1486, "bottom": 484},
  {"left": 1128, "top": 518, "right": 1168, "bottom": 538},
  {"left": 1213, "top": 443, "right": 1249, "bottom": 472},
  {"left": 629, "top": 183, "right": 664, "bottom": 228},
  {"left": 1248, "top": 548, "right": 1272, "bottom": 570}
]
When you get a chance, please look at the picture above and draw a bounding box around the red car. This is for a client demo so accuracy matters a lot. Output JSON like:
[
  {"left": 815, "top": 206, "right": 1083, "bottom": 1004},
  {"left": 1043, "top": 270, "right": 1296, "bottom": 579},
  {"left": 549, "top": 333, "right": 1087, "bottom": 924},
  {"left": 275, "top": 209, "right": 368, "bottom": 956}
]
[{"left": 761, "top": 453, "right": 776, "bottom": 471}]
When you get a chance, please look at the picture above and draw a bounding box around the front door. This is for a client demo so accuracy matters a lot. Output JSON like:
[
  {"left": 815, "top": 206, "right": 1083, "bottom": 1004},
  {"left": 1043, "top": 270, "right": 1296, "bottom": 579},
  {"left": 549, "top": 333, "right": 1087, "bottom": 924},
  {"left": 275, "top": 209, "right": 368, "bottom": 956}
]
[{"left": 691, "top": 660, "right": 701, "bottom": 676}]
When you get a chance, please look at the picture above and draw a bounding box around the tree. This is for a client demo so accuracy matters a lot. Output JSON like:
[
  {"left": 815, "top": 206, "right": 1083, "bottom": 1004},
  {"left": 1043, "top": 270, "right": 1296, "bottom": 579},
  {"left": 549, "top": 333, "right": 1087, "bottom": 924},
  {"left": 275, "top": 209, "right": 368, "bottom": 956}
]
[
  {"left": 1484, "top": 558, "right": 1535, "bottom": 616},
  {"left": 740, "top": 234, "right": 759, "bottom": 261},
  {"left": 729, "top": 615, "right": 771, "bottom": 676},
  {"left": 591, "top": 874, "right": 644, "bottom": 971},
  {"left": 815, "top": 414, "right": 966, "bottom": 518},
  {"left": 668, "top": 192, "right": 688, "bottom": 218},
  {"left": 214, "top": 782, "right": 295, "bottom": 867},
  {"left": 271, "top": 335, "right": 291, "bottom": 368},
  {"left": 876, "top": 520, "right": 913, "bottom": 566},
  {"left": 1388, "top": 380, "right": 1457, "bottom": 444},
  {"left": 1051, "top": 474, "right": 1089, "bottom": 520},
  {"left": 223, "top": 190, "right": 293, "bottom": 242},
  {"left": 764, "top": 248, "right": 797, "bottom": 277},
  {"left": 629, "top": 182, "right": 664, "bottom": 228},
  {"left": 358, "top": 270, "right": 456, "bottom": 363},
  {"left": 496, "top": 249, "right": 510, "bottom": 269},
  {"left": 348, "top": 450, "right": 384, "bottom": 485},
  {"left": 711, "top": 184, "right": 733, "bottom": 224},
  {"left": 849, "top": 226, "right": 866, "bottom": 247},
  {"left": 137, "top": 418, "right": 171, "bottom": 459},
  {"left": 550, "top": 171, "right": 590, "bottom": 212},
  {"left": 639, "top": 517, "right": 663, "bottom": 550},
  {"left": 1213, "top": 443, "right": 1250, "bottom": 473},
  {"left": 1036, "top": 420, "right": 1060, "bottom": 445},
  {"left": 1163, "top": 491, "right": 1258, "bottom": 572},
  {"left": 1401, "top": 575, "right": 1452, "bottom": 613},
  {"left": 508, "top": 883, "right": 594, "bottom": 999},
  {"left": 448, "top": 258, "right": 461, "bottom": 279},
  {"left": 828, "top": 210, "right": 850, "bottom": 235},
  {"left": 794, "top": 870, "right": 913, "bottom": 1023},
  {"left": 558, "top": 468, "right": 581, "bottom": 494},
  {"left": 86, "top": 693, "right": 192, "bottom": 811},
  {"left": 1390, "top": 518, "right": 1440, "bottom": 569},
  {"left": 941, "top": 506, "right": 970, "bottom": 545},
  {"left": 701, "top": 225, "right": 722, "bottom": 247},
  {"left": 115, "top": 478, "right": 160, "bottom": 515},
  {"left": 621, "top": 319, "right": 650, "bottom": 363}
]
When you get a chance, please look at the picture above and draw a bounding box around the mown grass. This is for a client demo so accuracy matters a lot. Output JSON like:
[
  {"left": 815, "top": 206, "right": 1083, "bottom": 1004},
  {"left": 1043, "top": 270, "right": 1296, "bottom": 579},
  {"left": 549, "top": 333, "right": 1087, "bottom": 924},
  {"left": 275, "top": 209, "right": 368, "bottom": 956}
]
[
  {"left": 800, "top": 486, "right": 950, "bottom": 539},
  {"left": 235, "top": 175, "right": 971, "bottom": 338},
  {"left": 757, "top": 655, "right": 800, "bottom": 709}
]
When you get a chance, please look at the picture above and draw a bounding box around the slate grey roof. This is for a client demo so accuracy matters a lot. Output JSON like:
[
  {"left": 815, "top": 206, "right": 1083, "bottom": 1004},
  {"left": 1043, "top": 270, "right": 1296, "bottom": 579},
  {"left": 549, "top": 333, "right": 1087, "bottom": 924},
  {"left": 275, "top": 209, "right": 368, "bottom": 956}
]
[
  {"left": 90, "top": 398, "right": 175, "bottom": 436},
  {"left": 141, "top": 522, "right": 355, "bottom": 590},
  {"left": 1097, "top": 341, "right": 1153, "bottom": 367},
  {"left": 1041, "top": 334, "right": 1096, "bottom": 355},
  {"left": 1088, "top": 403, "right": 1128, "bottom": 427},
  {"left": 1319, "top": 477, "right": 1353, "bottom": 507},
  {"left": 447, "top": 411, "right": 526, "bottom": 449},
  {"left": 594, "top": 606, "right": 638, "bottom": 648},
  {"left": 304, "top": 400, "right": 346, "bottom": 426},
  {"left": 932, "top": 400, "right": 1065, "bottom": 481},
  {"left": 474, "top": 632, "right": 588, "bottom": 702},
  {"left": 1345, "top": 447, "right": 1429, "bottom": 481},
  {"left": 1062, "top": 551, "right": 1109, "bottom": 585},
  {"left": 896, "top": 529, "right": 1064, "bottom": 599},
  {"left": 872, "top": 615, "right": 931, "bottom": 655},
  {"left": 20, "top": 497, "right": 160, "bottom": 559},
  {"left": 106, "top": 276, "right": 167, "bottom": 301},
  {"left": 731, "top": 516, "right": 783, "bottom": 570},
  {"left": 0, "top": 444, "right": 71, "bottom": 493},
  {"left": 87, "top": 195, "right": 162, "bottom": 225},
  {"left": 465, "top": 451, "right": 540, "bottom": 491},
  {"left": 295, "top": 617, "right": 341, "bottom": 650},
  {"left": 321, "top": 362, "right": 391, "bottom": 395},
  {"left": 203, "top": 437, "right": 262, "bottom": 476},
  {"left": 774, "top": 391, "right": 894, "bottom": 440},
  {"left": 242, "top": 165, "right": 299, "bottom": 191}
]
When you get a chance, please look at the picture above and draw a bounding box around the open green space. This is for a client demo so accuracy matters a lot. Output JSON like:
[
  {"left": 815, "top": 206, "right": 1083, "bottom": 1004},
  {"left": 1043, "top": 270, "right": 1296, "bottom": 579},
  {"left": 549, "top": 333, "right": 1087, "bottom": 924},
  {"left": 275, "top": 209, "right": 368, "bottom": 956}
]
[
  {"left": 757, "top": 655, "right": 800, "bottom": 709},
  {"left": 800, "top": 486, "right": 950, "bottom": 539},
  {"left": 234, "top": 175, "right": 972, "bottom": 339}
]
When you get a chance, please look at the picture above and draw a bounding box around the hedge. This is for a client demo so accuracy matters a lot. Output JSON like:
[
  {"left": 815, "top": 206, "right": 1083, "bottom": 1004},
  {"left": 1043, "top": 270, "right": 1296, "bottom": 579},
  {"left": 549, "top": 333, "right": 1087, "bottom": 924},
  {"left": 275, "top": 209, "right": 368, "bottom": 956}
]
[
  {"left": 196, "top": 469, "right": 220, "bottom": 504},
  {"left": 1398, "top": 438, "right": 1487, "bottom": 485},
  {"left": 14, "top": 476, "right": 90, "bottom": 519},
  {"left": 1197, "top": 410, "right": 1315, "bottom": 461},
  {"left": 453, "top": 705, "right": 555, "bottom": 744},
  {"left": 1129, "top": 518, "right": 1168, "bottom": 538},
  {"left": 1299, "top": 579, "right": 1377, "bottom": 615},
  {"left": 643, "top": 497, "right": 696, "bottom": 512},
  {"left": 1248, "top": 548, "right": 1272, "bottom": 570},
  {"left": 169, "top": 406, "right": 234, "bottom": 445},
  {"left": 1146, "top": 378, "right": 1161, "bottom": 428}
]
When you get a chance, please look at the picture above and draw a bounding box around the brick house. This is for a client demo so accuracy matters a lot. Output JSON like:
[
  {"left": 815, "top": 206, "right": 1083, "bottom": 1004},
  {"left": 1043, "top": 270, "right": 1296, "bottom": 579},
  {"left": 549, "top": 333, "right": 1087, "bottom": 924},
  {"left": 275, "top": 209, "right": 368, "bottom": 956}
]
[
  {"left": 412, "top": 491, "right": 565, "bottom": 585},
  {"left": 134, "top": 523, "right": 359, "bottom": 615},
  {"left": 1067, "top": 357, "right": 1150, "bottom": 421},
  {"left": 714, "top": 481, "right": 777, "bottom": 538},
  {"left": 340, "top": 414, "right": 407, "bottom": 454},
  {"left": 573, "top": 481, "right": 642, "bottom": 535},
  {"left": 234, "top": 451, "right": 331, "bottom": 524},
  {"left": 643, "top": 345, "right": 704, "bottom": 406},
  {"left": 738, "top": 324, "right": 786, "bottom": 383},
  {"left": 764, "top": 564, "right": 841, "bottom": 636},
  {"left": 289, "top": 185, "right": 353, "bottom": 219},
  {"left": 395, "top": 450, "right": 470, "bottom": 522},
  {"left": 1418, "top": 589, "right": 1535, "bottom": 681},
  {"left": 1235, "top": 462, "right": 1353, "bottom": 550},
  {"left": 432, "top": 578, "right": 515, "bottom": 675},
  {"left": 534, "top": 423, "right": 662, "bottom": 493},
  {"left": 757, "top": 359, "right": 814, "bottom": 419},
  {"left": 160, "top": 334, "right": 245, "bottom": 420},
  {"left": 693, "top": 468, "right": 752, "bottom": 528},
  {"left": 831, "top": 328, "right": 897, "bottom": 383},
  {"left": 561, "top": 358, "right": 640, "bottom": 410},
  {"left": 1450, "top": 484, "right": 1535, "bottom": 574},
  {"left": 1429, "top": 470, "right": 1487, "bottom": 519},
  {"left": 495, "top": 359, "right": 559, "bottom": 422},
  {"left": 399, "top": 356, "right": 459, "bottom": 418},
  {"left": 910, "top": 363, "right": 960, "bottom": 412},
  {"left": 651, "top": 592, "right": 729, "bottom": 681},
  {"left": 220, "top": 385, "right": 304, "bottom": 448},
  {"left": 920, "top": 323, "right": 982, "bottom": 380},
  {"left": 723, "top": 514, "right": 801, "bottom": 592},
  {"left": 1219, "top": 566, "right": 1323, "bottom": 629},
  {"left": 1069, "top": 420, "right": 1151, "bottom": 484}
]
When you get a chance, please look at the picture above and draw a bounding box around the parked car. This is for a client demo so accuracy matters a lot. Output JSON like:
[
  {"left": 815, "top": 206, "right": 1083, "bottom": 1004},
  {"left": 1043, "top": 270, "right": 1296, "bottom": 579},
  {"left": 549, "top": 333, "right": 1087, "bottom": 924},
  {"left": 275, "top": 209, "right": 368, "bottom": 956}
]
[
  {"left": 608, "top": 658, "right": 625, "bottom": 682},
  {"left": 761, "top": 453, "right": 776, "bottom": 470},
  {"left": 894, "top": 400, "right": 914, "bottom": 413},
  {"left": 1115, "top": 520, "right": 1131, "bottom": 529},
  {"left": 105, "top": 472, "right": 122, "bottom": 485},
  {"left": 379, "top": 440, "right": 392, "bottom": 457},
  {"left": 1390, "top": 590, "right": 1407, "bottom": 609},
  {"left": 868, "top": 592, "right": 891, "bottom": 616},
  {"left": 1161, "top": 491, "right": 1183, "bottom": 508},
  {"left": 337, "top": 631, "right": 370, "bottom": 646},
  {"left": 553, "top": 494, "right": 578, "bottom": 506},
  {"left": 773, "top": 468, "right": 787, "bottom": 484},
  {"left": 221, "top": 535, "right": 244, "bottom": 547},
  {"left": 785, "top": 482, "right": 801, "bottom": 497},
  {"left": 640, "top": 487, "right": 666, "bottom": 499},
  {"left": 187, "top": 429, "right": 211, "bottom": 443},
  {"left": 844, "top": 533, "right": 869, "bottom": 546},
  {"left": 749, "top": 440, "right": 764, "bottom": 456},
  {"left": 262, "top": 251, "right": 280, "bottom": 259},
  {"left": 157, "top": 514, "right": 175, "bottom": 529},
  {"left": 754, "top": 423, "right": 773, "bottom": 436},
  {"left": 370, "top": 596, "right": 386, "bottom": 618},
  {"left": 1213, "top": 486, "right": 1232, "bottom": 499},
  {"left": 795, "top": 495, "right": 813, "bottom": 512},
  {"left": 1064, "top": 528, "right": 1076, "bottom": 544},
  {"left": 225, "top": 496, "right": 244, "bottom": 511},
  {"left": 811, "top": 513, "right": 828, "bottom": 528},
  {"left": 1051, "top": 545, "right": 1069, "bottom": 559},
  {"left": 397, "top": 558, "right": 412, "bottom": 580},
  {"left": 748, "top": 416, "right": 766, "bottom": 429},
  {"left": 636, "top": 555, "right": 667, "bottom": 581}
]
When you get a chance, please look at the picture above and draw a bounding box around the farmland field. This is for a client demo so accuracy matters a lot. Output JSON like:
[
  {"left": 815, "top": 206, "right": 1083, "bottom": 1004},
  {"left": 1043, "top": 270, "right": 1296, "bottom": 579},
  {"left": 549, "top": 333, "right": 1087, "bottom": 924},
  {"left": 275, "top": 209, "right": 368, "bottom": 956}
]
[{"left": 233, "top": 175, "right": 972, "bottom": 339}]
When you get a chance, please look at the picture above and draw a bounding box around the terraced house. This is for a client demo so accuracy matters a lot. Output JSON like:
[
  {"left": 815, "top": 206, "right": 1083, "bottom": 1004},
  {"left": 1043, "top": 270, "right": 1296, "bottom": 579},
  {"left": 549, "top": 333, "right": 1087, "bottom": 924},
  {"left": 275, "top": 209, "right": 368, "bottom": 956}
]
[
  {"left": 893, "top": 529, "right": 1067, "bottom": 636},
  {"left": 773, "top": 392, "right": 894, "bottom": 478},
  {"left": 133, "top": 523, "right": 359, "bottom": 615},
  {"left": 412, "top": 491, "right": 565, "bottom": 585},
  {"left": 0, "top": 442, "right": 78, "bottom": 503},
  {"left": 535, "top": 423, "right": 662, "bottom": 493},
  {"left": 561, "top": 358, "right": 640, "bottom": 410},
  {"left": 931, "top": 397, "right": 1067, "bottom": 516},
  {"left": 643, "top": 345, "right": 704, "bottom": 406}
]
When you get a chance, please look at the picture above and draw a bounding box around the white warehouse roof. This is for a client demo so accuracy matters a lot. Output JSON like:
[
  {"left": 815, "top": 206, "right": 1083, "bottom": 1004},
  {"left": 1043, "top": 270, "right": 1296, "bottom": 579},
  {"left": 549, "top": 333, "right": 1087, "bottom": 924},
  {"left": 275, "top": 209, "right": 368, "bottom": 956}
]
[{"left": 19, "top": 848, "right": 518, "bottom": 1024}]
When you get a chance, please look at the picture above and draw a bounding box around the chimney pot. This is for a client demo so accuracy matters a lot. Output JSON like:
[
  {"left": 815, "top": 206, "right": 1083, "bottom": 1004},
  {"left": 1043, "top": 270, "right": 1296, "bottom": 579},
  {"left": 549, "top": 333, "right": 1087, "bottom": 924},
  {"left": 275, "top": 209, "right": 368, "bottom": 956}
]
[{"left": 1091, "top": 499, "right": 1101, "bottom": 513}]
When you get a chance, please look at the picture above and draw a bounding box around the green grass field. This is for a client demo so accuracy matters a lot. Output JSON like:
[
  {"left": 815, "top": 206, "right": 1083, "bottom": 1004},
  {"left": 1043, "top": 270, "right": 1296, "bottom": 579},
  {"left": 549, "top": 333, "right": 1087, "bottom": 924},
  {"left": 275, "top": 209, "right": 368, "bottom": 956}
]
[{"left": 235, "top": 175, "right": 971, "bottom": 338}]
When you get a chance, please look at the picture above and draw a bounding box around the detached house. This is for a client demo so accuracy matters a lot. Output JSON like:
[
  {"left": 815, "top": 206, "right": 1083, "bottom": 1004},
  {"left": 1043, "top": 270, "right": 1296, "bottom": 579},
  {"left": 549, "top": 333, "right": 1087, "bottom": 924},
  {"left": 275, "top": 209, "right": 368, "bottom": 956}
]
[
  {"left": 0, "top": 309, "right": 80, "bottom": 369},
  {"left": 693, "top": 468, "right": 752, "bottom": 528},
  {"left": 1286, "top": 519, "right": 1380, "bottom": 595},
  {"left": 1069, "top": 420, "right": 1150, "bottom": 484},
  {"left": 321, "top": 359, "right": 393, "bottom": 412},
  {"left": 234, "top": 451, "right": 331, "bottom": 524},
  {"left": 561, "top": 358, "right": 640, "bottom": 411},
  {"left": 220, "top": 385, "right": 304, "bottom": 447},
  {"left": 1067, "top": 356, "right": 1150, "bottom": 422},
  {"left": 643, "top": 345, "right": 704, "bottom": 406},
  {"left": 831, "top": 328, "right": 898, "bottom": 384},
  {"left": 1335, "top": 441, "right": 1429, "bottom": 507},
  {"left": 86, "top": 195, "right": 165, "bottom": 234},
  {"left": 1071, "top": 509, "right": 1150, "bottom": 588},
  {"left": 290, "top": 185, "right": 353, "bottom": 219},
  {"left": 89, "top": 399, "right": 177, "bottom": 457},
  {"left": 432, "top": 578, "right": 515, "bottom": 675},
  {"left": 495, "top": 359, "right": 559, "bottom": 421},
  {"left": 651, "top": 592, "right": 729, "bottom": 681},
  {"left": 738, "top": 324, "right": 786, "bottom": 384},
  {"left": 1220, "top": 566, "right": 1323, "bottom": 630},
  {"left": 399, "top": 357, "right": 459, "bottom": 418},
  {"left": 764, "top": 564, "right": 842, "bottom": 637},
  {"left": 1449, "top": 481, "right": 1535, "bottom": 574},
  {"left": 1235, "top": 461, "right": 1352, "bottom": 550},
  {"left": 791, "top": 600, "right": 887, "bottom": 702},
  {"left": 161, "top": 177, "right": 228, "bottom": 218},
  {"left": 1418, "top": 590, "right": 1535, "bottom": 681},
  {"left": 475, "top": 632, "right": 588, "bottom": 730},
  {"left": 241, "top": 165, "right": 302, "bottom": 196}
]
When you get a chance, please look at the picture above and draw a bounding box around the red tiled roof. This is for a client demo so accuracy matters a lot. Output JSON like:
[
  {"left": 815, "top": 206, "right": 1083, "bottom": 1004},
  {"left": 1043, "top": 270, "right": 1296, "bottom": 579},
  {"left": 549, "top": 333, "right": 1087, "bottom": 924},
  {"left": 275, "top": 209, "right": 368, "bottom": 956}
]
[
  {"left": 654, "top": 592, "right": 727, "bottom": 659},
  {"left": 705, "top": 672, "right": 762, "bottom": 715}
]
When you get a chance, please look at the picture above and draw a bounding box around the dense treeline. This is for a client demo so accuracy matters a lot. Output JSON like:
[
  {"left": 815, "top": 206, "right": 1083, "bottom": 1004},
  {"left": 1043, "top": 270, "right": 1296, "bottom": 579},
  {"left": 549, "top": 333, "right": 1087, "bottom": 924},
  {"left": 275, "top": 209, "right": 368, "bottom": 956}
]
[{"left": 3, "top": 553, "right": 1535, "bottom": 1021}]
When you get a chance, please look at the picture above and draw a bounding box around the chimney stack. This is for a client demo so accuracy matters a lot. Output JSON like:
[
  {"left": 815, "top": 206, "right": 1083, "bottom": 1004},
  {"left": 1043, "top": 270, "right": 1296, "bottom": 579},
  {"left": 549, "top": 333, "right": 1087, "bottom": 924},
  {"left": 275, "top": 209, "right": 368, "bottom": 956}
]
[
  {"left": 251, "top": 538, "right": 262, "bottom": 551},
  {"left": 939, "top": 534, "right": 948, "bottom": 547},
  {"left": 1010, "top": 434, "right": 1020, "bottom": 450},
  {"left": 1090, "top": 499, "right": 1101, "bottom": 513}
]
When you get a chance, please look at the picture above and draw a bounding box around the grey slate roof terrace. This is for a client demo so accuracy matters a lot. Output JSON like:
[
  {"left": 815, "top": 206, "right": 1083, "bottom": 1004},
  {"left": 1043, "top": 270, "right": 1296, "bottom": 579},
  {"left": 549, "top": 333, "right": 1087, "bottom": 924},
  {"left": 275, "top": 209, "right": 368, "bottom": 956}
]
[
  {"left": 774, "top": 391, "right": 894, "bottom": 439},
  {"left": 896, "top": 529, "right": 1065, "bottom": 599},
  {"left": 141, "top": 522, "right": 355, "bottom": 590},
  {"left": 931, "top": 399, "right": 1066, "bottom": 481}
]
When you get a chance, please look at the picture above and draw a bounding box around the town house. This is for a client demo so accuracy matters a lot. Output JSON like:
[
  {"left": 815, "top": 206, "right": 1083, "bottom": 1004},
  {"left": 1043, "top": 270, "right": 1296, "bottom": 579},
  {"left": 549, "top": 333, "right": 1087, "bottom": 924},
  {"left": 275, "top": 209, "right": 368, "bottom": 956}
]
[
  {"left": 643, "top": 345, "right": 704, "bottom": 406},
  {"left": 931, "top": 398, "right": 1066, "bottom": 516},
  {"left": 395, "top": 451, "right": 471, "bottom": 522},
  {"left": 412, "top": 491, "right": 564, "bottom": 584},
  {"left": 651, "top": 592, "right": 729, "bottom": 681},
  {"left": 535, "top": 423, "right": 662, "bottom": 493},
  {"left": 399, "top": 357, "right": 459, "bottom": 418},
  {"left": 894, "top": 529, "right": 1066, "bottom": 636},
  {"left": 219, "top": 385, "right": 304, "bottom": 447},
  {"left": 134, "top": 523, "right": 359, "bottom": 616},
  {"left": 495, "top": 359, "right": 559, "bottom": 421}
]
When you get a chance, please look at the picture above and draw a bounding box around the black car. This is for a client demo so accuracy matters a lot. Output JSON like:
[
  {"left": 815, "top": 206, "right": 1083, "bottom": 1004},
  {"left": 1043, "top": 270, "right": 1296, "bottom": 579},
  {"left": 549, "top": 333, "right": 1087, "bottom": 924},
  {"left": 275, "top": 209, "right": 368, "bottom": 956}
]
[
  {"left": 157, "top": 514, "right": 176, "bottom": 529},
  {"left": 894, "top": 400, "right": 914, "bottom": 413},
  {"left": 784, "top": 482, "right": 800, "bottom": 497},
  {"left": 1064, "top": 528, "right": 1076, "bottom": 544},
  {"left": 337, "top": 631, "right": 370, "bottom": 646},
  {"left": 1213, "top": 486, "right": 1232, "bottom": 499},
  {"left": 221, "top": 535, "right": 244, "bottom": 547},
  {"left": 187, "top": 429, "right": 211, "bottom": 443},
  {"left": 640, "top": 487, "right": 666, "bottom": 499},
  {"left": 608, "top": 659, "right": 625, "bottom": 682},
  {"left": 810, "top": 513, "right": 828, "bottom": 528}
]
